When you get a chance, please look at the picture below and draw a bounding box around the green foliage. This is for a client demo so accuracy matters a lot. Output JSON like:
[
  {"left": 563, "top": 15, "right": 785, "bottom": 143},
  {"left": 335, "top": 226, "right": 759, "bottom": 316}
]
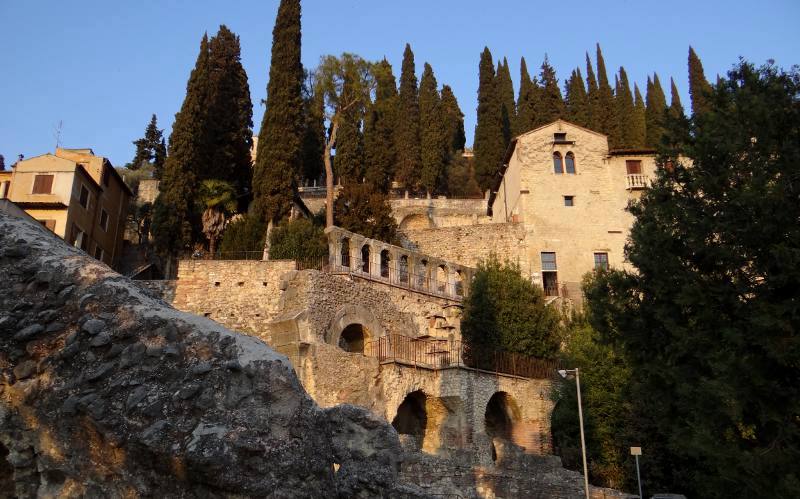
[
  {"left": 419, "top": 62, "right": 447, "bottom": 194},
  {"left": 219, "top": 214, "right": 265, "bottom": 254},
  {"left": 585, "top": 52, "right": 600, "bottom": 131},
  {"left": 538, "top": 55, "right": 565, "bottom": 125},
  {"left": 565, "top": 68, "right": 589, "bottom": 127},
  {"left": 252, "top": 0, "right": 303, "bottom": 225},
  {"left": 363, "top": 59, "right": 398, "bottom": 192},
  {"left": 395, "top": 44, "right": 421, "bottom": 189},
  {"left": 473, "top": 47, "right": 505, "bottom": 192},
  {"left": 461, "top": 256, "right": 560, "bottom": 359},
  {"left": 127, "top": 114, "right": 166, "bottom": 175},
  {"left": 645, "top": 74, "right": 668, "bottom": 148},
  {"left": 496, "top": 57, "right": 516, "bottom": 144},
  {"left": 668, "top": 77, "right": 684, "bottom": 120},
  {"left": 631, "top": 84, "right": 646, "bottom": 148},
  {"left": 334, "top": 97, "right": 365, "bottom": 184},
  {"left": 594, "top": 44, "right": 618, "bottom": 145},
  {"left": 688, "top": 46, "right": 713, "bottom": 117},
  {"left": 301, "top": 72, "right": 326, "bottom": 184},
  {"left": 615, "top": 67, "right": 636, "bottom": 148},
  {"left": 334, "top": 183, "right": 398, "bottom": 244},
  {"left": 445, "top": 155, "right": 482, "bottom": 198},
  {"left": 585, "top": 61, "right": 800, "bottom": 498},
  {"left": 440, "top": 85, "right": 466, "bottom": 153},
  {"left": 268, "top": 218, "right": 327, "bottom": 260},
  {"left": 515, "top": 57, "right": 538, "bottom": 135}
]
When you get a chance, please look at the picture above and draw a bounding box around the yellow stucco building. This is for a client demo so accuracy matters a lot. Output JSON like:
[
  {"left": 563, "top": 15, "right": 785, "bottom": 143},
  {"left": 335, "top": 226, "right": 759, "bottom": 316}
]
[{"left": 0, "top": 148, "right": 132, "bottom": 268}]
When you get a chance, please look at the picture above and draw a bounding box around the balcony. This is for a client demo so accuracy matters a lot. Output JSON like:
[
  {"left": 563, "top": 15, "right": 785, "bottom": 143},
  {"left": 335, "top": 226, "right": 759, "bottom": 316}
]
[{"left": 626, "top": 174, "right": 649, "bottom": 190}]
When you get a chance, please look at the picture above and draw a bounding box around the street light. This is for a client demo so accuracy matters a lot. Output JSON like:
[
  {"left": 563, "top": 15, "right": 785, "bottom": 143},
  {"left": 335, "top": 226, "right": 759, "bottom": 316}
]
[{"left": 559, "top": 368, "right": 590, "bottom": 499}]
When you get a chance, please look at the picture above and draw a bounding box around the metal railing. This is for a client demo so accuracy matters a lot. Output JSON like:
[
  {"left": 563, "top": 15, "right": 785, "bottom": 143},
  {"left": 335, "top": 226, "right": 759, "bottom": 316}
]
[
  {"left": 329, "top": 257, "right": 466, "bottom": 300},
  {"left": 626, "top": 173, "right": 649, "bottom": 190},
  {"left": 365, "top": 333, "right": 559, "bottom": 379}
]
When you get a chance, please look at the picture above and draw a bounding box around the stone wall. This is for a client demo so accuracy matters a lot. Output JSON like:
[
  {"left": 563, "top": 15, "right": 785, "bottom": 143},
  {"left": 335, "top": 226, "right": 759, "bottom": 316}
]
[{"left": 391, "top": 197, "right": 491, "bottom": 230}]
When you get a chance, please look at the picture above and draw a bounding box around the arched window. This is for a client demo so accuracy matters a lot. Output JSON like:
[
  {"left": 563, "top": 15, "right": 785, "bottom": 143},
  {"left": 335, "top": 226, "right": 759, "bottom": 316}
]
[
  {"left": 380, "top": 249, "right": 390, "bottom": 278},
  {"left": 565, "top": 152, "right": 576, "bottom": 174},
  {"left": 454, "top": 270, "right": 464, "bottom": 297},
  {"left": 417, "top": 259, "right": 428, "bottom": 289},
  {"left": 436, "top": 265, "right": 448, "bottom": 294},
  {"left": 399, "top": 255, "right": 409, "bottom": 284},
  {"left": 361, "top": 245, "right": 371, "bottom": 274},
  {"left": 553, "top": 152, "right": 563, "bottom": 174},
  {"left": 340, "top": 238, "right": 350, "bottom": 268}
]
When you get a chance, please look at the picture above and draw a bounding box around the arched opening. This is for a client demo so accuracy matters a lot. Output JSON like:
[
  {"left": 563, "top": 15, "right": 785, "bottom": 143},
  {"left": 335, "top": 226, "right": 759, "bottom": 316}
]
[
  {"left": 399, "top": 213, "right": 433, "bottom": 231},
  {"left": 436, "top": 265, "right": 448, "bottom": 294},
  {"left": 399, "top": 255, "right": 409, "bottom": 284},
  {"left": 392, "top": 391, "right": 428, "bottom": 449},
  {"left": 417, "top": 259, "right": 428, "bottom": 289},
  {"left": 361, "top": 244, "right": 370, "bottom": 273},
  {"left": 553, "top": 152, "right": 564, "bottom": 174},
  {"left": 565, "top": 152, "right": 576, "bottom": 174},
  {"left": 485, "top": 392, "right": 521, "bottom": 460},
  {"left": 340, "top": 238, "right": 350, "bottom": 268},
  {"left": 454, "top": 270, "right": 464, "bottom": 297},
  {"left": 338, "top": 323, "right": 366, "bottom": 353},
  {"left": 380, "top": 249, "right": 390, "bottom": 278}
]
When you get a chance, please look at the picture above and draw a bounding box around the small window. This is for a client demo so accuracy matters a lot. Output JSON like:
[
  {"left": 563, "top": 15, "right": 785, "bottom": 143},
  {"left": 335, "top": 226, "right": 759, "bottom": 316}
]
[
  {"left": 626, "top": 160, "right": 642, "bottom": 175},
  {"left": 94, "top": 245, "right": 104, "bottom": 261},
  {"left": 79, "top": 185, "right": 90, "bottom": 209},
  {"left": 72, "top": 224, "right": 88, "bottom": 251},
  {"left": 553, "top": 152, "right": 563, "bottom": 174},
  {"left": 564, "top": 196, "right": 574, "bottom": 206},
  {"left": 541, "top": 252, "right": 557, "bottom": 271},
  {"left": 99, "top": 209, "right": 109, "bottom": 231},
  {"left": 32, "top": 174, "right": 54, "bottom": 194},
  {"left": 554, "top": 132, "right": 567, "bottom": 142},
  {"left": 565, "top": 152, "right": 576, "bottom": 174},
  {"left": 594, "top": 252, "right": 609, "bottom": 270}
]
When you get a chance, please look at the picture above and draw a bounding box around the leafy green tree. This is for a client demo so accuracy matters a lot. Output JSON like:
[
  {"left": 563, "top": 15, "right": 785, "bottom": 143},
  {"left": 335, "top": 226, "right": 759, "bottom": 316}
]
[
  {"left": 585, "top": 52, "right": 600, "bottom": 131},
  {"left": 440, "top": 85, "right": 466, "bottom": 153},
  {"left": 363, "top": 58, "right": 398, "bottom": 192},
  {"left": 301, "top": 72, "right": 326, "bottom": 184},
  {"left": 446, "top": 154, "right": 482, "bottom": 198},
  {"left": 565, "top": 68, "right": 589, "bottom": 127},
  {"left": 252, "top": 0, "right": 304, "bottom": 227},
  {"left": 615, "top": 67, "right": 636, "bottom": 148},
  {"left": 419, "top": 63, "right": 447, "bottom": 194},
  {"left": 197, "top": 179, "right": 237, "bottom": 256},
  {"left": 461, "top": 256, "right": 560, "bottom": 359},
  {"left": 585, "top": 61, "right": 800, "bottom": 498},
  {"left": 127, "top": 114, "right": 166, "bottom": 175},
  {"left": 645, "top": 74, "right": 668, "bottom": 148},
  {"left": 395, "top": 44, "right": 421, "bottom": 189},
  {"left": 474, "top": 47, "right": 505, "bottom": 192},
  {"left": 538, "top": 55, "right": 565, "bottom": 125},
  {"left": 595, "top": 44, "right": 618, "bottom": 146},
  {"left": 219, "top": 214, "right": 266, "bottom": 255},
  {"left": 515, "top": 57, "right": 538, "bottom": 134},
  {"left": 496, "top": 57, "right": 516, "bottom": 144},
  {"left": 334, "top": 182, "right": 398, "bottom": 243},
  {"left": 688, "top": 46, "right": 713, "bottom": 117},
  {"left": 268, "top": 217, "right": 327, "bottom": 260},
  {"left": 334, "top": 86, "right": 365, "bottom": 185}
]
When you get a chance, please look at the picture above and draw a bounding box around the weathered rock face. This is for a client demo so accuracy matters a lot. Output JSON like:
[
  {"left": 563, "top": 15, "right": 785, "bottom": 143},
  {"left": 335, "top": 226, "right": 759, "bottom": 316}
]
[{"left": 0, "top": 213, "right": 421, "bottom": 498}]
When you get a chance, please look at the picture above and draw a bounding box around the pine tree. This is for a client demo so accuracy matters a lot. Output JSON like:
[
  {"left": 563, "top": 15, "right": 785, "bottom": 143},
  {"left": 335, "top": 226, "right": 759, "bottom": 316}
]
[
  {"left": 206, "top": 25, "right": 253, "bottom": 208},
  {"left": 615, "top": 66, "right": 635, "bottom": 148},
  {"left": 496, "top": 57, "right": 516, "bottom": 144},
  {"left": 419, "top": 63, "right": 447, "bottom": 194},
  {"left": 515, "top": 57, "right": 537, "bottom": 134},
  {"left": 363, "top": 58, "right": 398, "bottom": 192},
  {"left": 252, "top": 0, "right": 304, "bottom": 226},
  {"left": 538, "top": 55, "right": 566, "bottom": 125},
  {"left": 440, "top": 85, "right": 466, "bottom": 153},
  {"left": 127, "top": 114, "right": 166, "bottom": 174},
  {"left": 301, "top": 73, "right": 326, "bottom": 184},
  {"left": 395, "top": 43, "right": 422, "bottom": 189},
  {"left": 631, "top": 83, "right": 646, "bottom": 148},
  {"left": 668, "top": 77, "right": 685, "bottom": 120},
  {"left": 473, "top": 47, "right": 505, "bottom": 192},
  {"left": 688, "top": 46, "right": 713, "bottom": 117},
  {"left": 565, "top": 68, "right": 589, "bottom": 127},
  {"left": 585, "top": 52, "right": 600, "bottom": 131},
  {"left": 152, "top": 34, "right": 211, "bottom": 255},
  {"left": 645, "top": 73, "right": 668, "bottom": 148},
  {"left": 334, "top": 79, "right": 365, "bottom": 185},
  {"left": 595, "top": 44, "right": 618, "bottom": 146}
]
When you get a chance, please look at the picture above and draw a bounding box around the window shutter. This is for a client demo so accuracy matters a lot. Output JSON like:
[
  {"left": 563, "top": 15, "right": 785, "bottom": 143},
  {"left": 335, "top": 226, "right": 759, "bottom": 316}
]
[{"left": 32, "top": 175, "right": 54, "bottom": 194}]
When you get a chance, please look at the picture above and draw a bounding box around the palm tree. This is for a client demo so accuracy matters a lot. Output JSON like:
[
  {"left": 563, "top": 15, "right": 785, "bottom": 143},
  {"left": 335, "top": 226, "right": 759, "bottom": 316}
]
[{"left": 197, "top": 179, "right": 237, "bottom": 257}]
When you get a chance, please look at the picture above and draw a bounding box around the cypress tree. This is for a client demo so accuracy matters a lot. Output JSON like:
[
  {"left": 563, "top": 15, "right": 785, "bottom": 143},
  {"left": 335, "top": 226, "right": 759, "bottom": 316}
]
[
  {"left": 565, "top": 68, "right": 589, "bottom": 127},
  {"left": 440, "top": 85, "right": 466, "bottom": 153},
  {"left": 419, "top": 63, "right": 446, "bottom": 194},
  {"left": 538, "top": 55, "right": 565, "bottom": 125},
  {"left": 206, "top": 25, "right": 253, "bottom": 207},
  {"left": 473, "top": 47, "right": 505, "bottom": 192},
  {"left": 645, "top": 73, "right": 668, "bottom": 148},
  {"left": 595, "top": 44, "right": 618, "bottom": 145},
  {"left": 363, "top": 58, "right": 398, "bottom": 192},
  {"left": 252, "top": 0, "right": 304, "bottom": 225},
  {"left": 301, "top": 74, "right": 326, "bottom": 184},
  {"left": 688, "top": 46, "right": 713, "bottom": 117},
  {"left": 496, "top": 57, "right": 516, "bottom": 144},
  {"left": 152, "top": 34, "right": 211, "bottom": 255},
  {"left": 334, "top": 90, "right": 365, "bottom": 185},
  {"left": 585, "top": 52, "right": 600, "bottom": 131},
  {"left": 669, "top": 77, "right": 685, "bottom": 120},
  {"left": 615, "top": 66, "right": 635, "bottom": 148},
  {"left": 395, "top": 43, "right": 421, "bottom": 189},
  {"left": 631, "top": 83, "right": 646, "bottom": 148},
  {"left": 515, "top": 57, "right": 537, "bottom": 134}
]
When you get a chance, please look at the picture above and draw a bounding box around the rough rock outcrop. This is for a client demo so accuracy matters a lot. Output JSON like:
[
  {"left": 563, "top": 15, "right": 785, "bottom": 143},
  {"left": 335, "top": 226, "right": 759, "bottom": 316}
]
[{"left": 0, "top": 213, "right": 423, "bottom": 498}]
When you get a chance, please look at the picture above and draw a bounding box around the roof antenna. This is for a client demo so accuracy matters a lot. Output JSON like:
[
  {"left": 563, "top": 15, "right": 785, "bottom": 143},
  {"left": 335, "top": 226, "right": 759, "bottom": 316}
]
[{"left": 53, "top": 120, "right": 63, "bottom": 151}]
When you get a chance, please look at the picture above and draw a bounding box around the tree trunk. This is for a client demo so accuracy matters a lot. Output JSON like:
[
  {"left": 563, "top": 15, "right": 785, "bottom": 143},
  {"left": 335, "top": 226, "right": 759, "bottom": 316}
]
[
  {"left": 324, "top": 117, "right": 339, "bottom": 228},
  {"left": 262, "top": 219, "right": 274, "bottom": 261}
]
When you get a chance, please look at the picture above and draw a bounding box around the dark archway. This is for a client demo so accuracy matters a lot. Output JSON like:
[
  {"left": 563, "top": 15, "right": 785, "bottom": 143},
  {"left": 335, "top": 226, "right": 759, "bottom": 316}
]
[
  {"left": 392, "top": 390, "right": 428, "bottom": 446},
  {"left": 338, "top": 323, "right": 366, "bottom": 353},
  {"left": 361, "top": 244, "right": 370, "bottom": 273},
  {"left": 340, "top": 238, "right": 350, "bottom": 267},
  {"left": 485, "top": 392, "right": 520, "bottom": 441}
]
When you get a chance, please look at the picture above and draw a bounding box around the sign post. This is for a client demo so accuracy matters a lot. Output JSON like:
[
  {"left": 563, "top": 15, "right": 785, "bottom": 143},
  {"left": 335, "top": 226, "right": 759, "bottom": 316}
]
[{"left": 630, "top": 447, "right": 643, "bottom": 499}]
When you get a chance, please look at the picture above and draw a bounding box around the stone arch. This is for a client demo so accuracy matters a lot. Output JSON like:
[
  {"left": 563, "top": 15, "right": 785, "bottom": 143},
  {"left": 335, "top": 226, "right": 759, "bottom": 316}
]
[
  {"left": 484, "top": 391, "right": 523, "bottom": 461},
  {"left": 399, "top": 213, "right": 433, "bottom": 231},
  {"left": 340, "top": 237, "right": 351, "bottom": 267},
  {"left": 436, "top": 265, "right": 448, "bottom": 294},
  {"left": 327, "top": 304, "right": 384, "bottom": 350},
  {"left": 380, "top": 249, "right": 390, "bottom": 278},
  {"left": 391, "top": 389, "right": 464, "bottom": 454},
  {"left": 399, "top": 255, "right": 410, "bottom": 284},
  {"left": 360, "top": 244, "right": 371, "bottom": 274},
  {"left": 454, "top": 270, "right": 465, "bottom": 297}
]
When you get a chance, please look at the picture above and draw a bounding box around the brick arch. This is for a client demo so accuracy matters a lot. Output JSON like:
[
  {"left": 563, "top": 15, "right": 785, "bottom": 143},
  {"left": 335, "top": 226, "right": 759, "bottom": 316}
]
[
  {"left": 399, "top": 213, "right": 433, "bottom": 231},
  {"left": 326, "top": 304, "right": 385, "bottom": 349}
]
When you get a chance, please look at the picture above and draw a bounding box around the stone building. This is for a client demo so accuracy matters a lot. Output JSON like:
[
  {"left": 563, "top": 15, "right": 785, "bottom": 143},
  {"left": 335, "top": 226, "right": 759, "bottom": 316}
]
[{"left": 0, "top": 147, "right": 132, "bottom": 269}]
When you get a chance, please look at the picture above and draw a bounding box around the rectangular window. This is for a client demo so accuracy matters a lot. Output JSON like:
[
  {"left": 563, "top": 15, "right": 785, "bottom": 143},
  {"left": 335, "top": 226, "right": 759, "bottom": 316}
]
[
  {"left": 626, "top": 160, "right": 643, "bottom": 174},
  {"left": 79, "top": 185, "right": 90, "bottom": 209},
  {"left": 32, "top": 174, "right": 54, "bottom": 194},
  {"left": 72, "top": 224, "right": 88, "bottom": 251},
  {"left": 94, "top": 245, "right": 104, "bottom": 261},
  {"left": 541, "top": 252, "right": 557, "bottom": 271},
  {"left": 564, "top": 195, "right": 574, "bottom": 207},
  {"left": 99, "top": 209, "right": 109, "bottom": 231},
  {"left": 39, "top": 220, "right": 57, "bottom": 232},
  {"left": 594, "top": 252, "right": 609, "bottom": 270},
  {"left": 554, "top": 132, "right": 567, "bottom": 142}
]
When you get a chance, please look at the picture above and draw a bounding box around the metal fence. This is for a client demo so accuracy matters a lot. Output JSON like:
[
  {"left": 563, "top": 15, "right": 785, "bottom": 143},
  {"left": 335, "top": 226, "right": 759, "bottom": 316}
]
[{"left": 365, "top": 333, "right": 559, "bottom": 379}]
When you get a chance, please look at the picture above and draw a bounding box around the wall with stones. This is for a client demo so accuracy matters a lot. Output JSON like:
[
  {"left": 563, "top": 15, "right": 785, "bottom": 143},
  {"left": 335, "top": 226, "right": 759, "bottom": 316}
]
[{"left": 391, "top": 197, "right": 491, "bottom": 230}]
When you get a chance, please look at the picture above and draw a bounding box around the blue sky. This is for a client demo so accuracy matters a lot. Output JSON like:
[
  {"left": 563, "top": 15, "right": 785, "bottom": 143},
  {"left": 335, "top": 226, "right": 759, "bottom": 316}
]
[{"left": 1, "top": 0, "right": 798, "bottom": 167}]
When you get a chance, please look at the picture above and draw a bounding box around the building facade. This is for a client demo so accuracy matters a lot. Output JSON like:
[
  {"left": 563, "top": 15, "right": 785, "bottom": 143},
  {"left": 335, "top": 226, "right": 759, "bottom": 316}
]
[{"left": 0, "top": 148, "right": 132, "bottom": 268}]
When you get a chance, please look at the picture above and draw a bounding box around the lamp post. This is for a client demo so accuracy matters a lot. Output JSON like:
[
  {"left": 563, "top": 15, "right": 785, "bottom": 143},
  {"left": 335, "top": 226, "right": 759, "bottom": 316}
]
[
  {"left": 559, "top": 368, "right": 590, "bottom": 499},
  {"left": 630, "top": 446, "right": 643, "bottom": 499}
]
